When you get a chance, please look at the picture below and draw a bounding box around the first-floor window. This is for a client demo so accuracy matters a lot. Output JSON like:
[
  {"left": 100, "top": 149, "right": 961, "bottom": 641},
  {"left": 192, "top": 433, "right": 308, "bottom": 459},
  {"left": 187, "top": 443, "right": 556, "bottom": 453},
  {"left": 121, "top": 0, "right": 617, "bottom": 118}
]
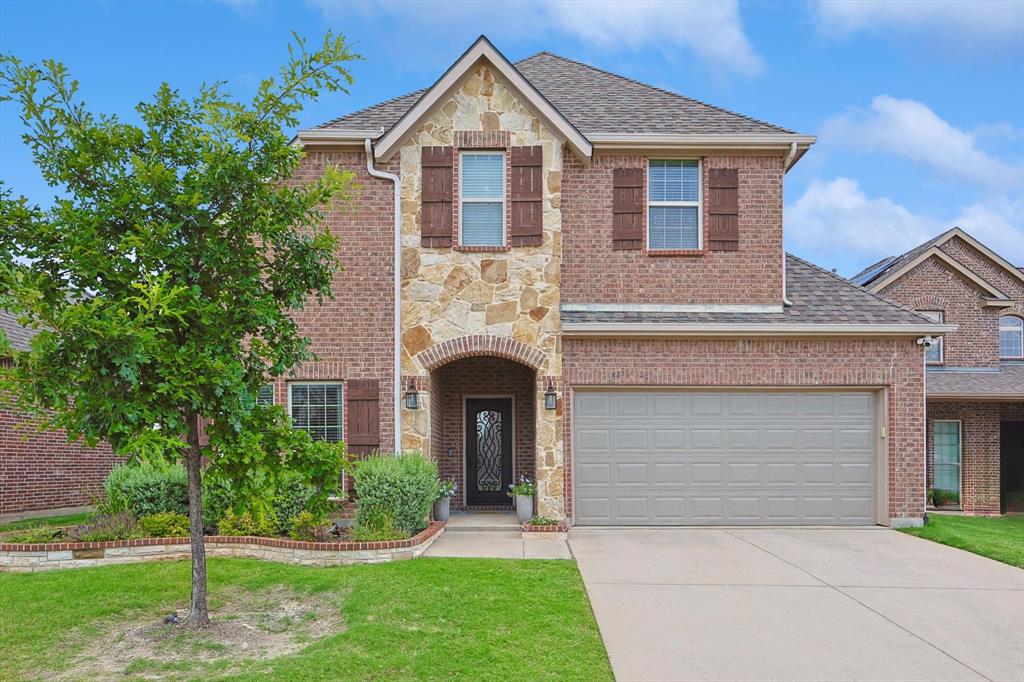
[
  {"left": 933, "top": 420, "right": 961, "bottom": 499},
  {"left": 289, "top": 382, "right": 343, "bottom": 442},
  {"left": 999, "top": 316, "right": 1023, "bottom": 358},
  {"left": 918, "top": 311, "right": 944, "bottom": 363},
  {"left": 257, "top": 384, "right": 275, "bottom": 406}
]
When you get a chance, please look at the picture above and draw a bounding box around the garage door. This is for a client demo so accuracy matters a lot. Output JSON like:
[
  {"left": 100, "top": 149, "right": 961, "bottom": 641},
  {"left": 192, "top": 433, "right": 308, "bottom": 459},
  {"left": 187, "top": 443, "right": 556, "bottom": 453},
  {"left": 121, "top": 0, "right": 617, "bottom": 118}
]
[{"left": 573, "top": 391, "right": 878, "bottom": 525}]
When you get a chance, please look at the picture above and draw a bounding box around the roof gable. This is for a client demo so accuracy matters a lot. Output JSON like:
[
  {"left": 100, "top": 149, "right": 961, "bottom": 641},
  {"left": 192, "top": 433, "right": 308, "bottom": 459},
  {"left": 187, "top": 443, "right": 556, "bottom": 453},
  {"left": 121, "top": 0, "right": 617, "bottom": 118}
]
[{"left": 372, "top": 36, "right": 592, "bottom": 162}]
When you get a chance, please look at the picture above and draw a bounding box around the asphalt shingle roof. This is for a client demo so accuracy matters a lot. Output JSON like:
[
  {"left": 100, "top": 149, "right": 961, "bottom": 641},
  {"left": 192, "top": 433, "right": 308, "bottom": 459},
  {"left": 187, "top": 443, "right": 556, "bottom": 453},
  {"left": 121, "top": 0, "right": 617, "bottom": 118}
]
[
  {"left": 850, "top": 229, "right": 956, "bottom": 286},
  {"left": 0, "top": 310, "right": 37, "bottom": 353},
  {"left": 926, "top": 365, "right": 1024, "bottom": 399},
  {"left": 561, "top": 254, "right": 937, "bottom": 326},
  {"left": 317, "top": 52, "right": 793, "bottom": 136}
]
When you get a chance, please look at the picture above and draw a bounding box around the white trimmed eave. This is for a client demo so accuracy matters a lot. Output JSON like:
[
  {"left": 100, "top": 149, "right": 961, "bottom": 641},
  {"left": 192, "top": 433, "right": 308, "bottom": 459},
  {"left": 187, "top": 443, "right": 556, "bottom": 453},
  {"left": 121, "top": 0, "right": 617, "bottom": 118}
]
[
  {"left": 867, "top": 247, "right": 1010, "bottom": 299},
  {"left": 937, "top": 227, "right": 1024, "bottom": 286},
  {"left": 370, "top": 36, "right": 593, "bottom": 162},
  {"left": 561, "top": 322, "right": 958, "bottom": 338},
  {"left": 590, "top": 134, "right": 815, "bottom": 170}
]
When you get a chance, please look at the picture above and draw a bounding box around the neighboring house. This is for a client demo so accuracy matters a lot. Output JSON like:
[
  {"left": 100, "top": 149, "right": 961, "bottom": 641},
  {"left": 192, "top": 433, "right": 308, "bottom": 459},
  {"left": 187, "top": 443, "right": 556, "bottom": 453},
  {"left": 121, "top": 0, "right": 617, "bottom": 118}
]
[
  {"left": 852, "top": 228, "right": 1024, "bottom": 515},
  {"left": 0, "top": 311, "right": 119, "bottom": 518},
  {"left": 273, "top": 36, "right": 947, "bottom": 527}
]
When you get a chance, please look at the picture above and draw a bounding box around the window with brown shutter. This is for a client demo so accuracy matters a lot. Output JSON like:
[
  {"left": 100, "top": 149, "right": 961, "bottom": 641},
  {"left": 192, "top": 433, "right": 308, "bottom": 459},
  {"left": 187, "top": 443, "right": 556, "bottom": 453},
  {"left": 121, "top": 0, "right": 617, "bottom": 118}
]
[
  {"left": 345, "top": 379, "right": 380, "bottom": 455},
  {"left": 510, "top": 146, "right": 542, "bottom": 247},
  {"left": 421, "top": 147, "right": 453, "bottom": 248},
  {"left": 707, "top": 168, "right": 739, "bottom": 251},
  {"left": 613, "top": 168, "right": 644, "bottom": 250}
]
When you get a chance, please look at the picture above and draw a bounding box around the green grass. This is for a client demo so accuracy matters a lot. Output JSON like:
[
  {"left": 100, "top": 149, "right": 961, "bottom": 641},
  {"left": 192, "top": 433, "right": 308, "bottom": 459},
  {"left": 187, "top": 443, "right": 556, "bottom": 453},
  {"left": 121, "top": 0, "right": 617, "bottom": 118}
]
[
  {"left": 900, "top": 514, "right": 1024, "bottom": 567},
  {"left": 0, "top": 511, "right": 94, "bottom": 533},
  {"left": 0, "top": 557, "right": 612, "bottom": 681}
]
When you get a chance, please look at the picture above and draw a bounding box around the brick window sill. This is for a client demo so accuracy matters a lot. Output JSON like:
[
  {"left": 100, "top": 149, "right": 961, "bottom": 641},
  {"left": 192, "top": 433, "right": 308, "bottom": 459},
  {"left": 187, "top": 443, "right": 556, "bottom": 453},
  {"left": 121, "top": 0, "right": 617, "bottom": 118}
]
[{"left": 454, "top": 245, "right": 512, "bottom": 253}]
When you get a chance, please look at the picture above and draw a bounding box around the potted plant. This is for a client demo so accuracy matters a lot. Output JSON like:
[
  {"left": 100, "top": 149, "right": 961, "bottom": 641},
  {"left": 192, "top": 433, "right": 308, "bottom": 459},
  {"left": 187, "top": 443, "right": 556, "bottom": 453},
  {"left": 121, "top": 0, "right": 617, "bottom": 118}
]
[
  {"left": 508, "top": 476, "right": 537, "bottom": 524},
  {"left": 434, "top": 480, "right": 457, "bottom": 522}
]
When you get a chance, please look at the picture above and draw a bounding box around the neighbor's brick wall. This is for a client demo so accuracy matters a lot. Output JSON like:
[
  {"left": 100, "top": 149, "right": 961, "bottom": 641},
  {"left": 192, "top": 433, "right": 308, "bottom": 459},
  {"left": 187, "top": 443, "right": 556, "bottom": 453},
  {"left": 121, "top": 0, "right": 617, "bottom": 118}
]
[
  {"left": 561, "top": 153, "right": 784, "bottom": 305},
  {"left": 431, "top": 356, "right": 536, "bottom": 507},
  {"left": 563, "top": 336, "right": 927, "bottom": 521},
  {"left": 1, "top": 396, "right": 119, "bottom": 515},
  {"left": 281, "top": 150, "right": 398, "bottom": 452}
]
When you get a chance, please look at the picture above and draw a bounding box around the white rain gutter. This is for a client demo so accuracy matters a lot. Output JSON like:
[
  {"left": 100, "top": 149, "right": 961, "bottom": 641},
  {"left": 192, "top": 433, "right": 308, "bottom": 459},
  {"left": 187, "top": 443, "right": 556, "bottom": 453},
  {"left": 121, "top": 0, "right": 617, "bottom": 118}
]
[
  {"left": 364, "top": 138, "right": 403, "bottom": 454},
  {"left": 561, "top": 323, "right": 959, "bottom": 337}
]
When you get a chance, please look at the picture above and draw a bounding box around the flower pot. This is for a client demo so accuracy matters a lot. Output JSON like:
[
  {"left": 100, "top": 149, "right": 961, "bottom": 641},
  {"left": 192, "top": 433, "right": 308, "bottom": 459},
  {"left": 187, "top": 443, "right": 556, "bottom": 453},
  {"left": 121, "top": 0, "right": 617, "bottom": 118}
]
[
  {"left": 515, "top": 494, "right": 533, "bottom": 524},
  {"left": 433, "top": 496, "right": 451, "bottom": 523}
]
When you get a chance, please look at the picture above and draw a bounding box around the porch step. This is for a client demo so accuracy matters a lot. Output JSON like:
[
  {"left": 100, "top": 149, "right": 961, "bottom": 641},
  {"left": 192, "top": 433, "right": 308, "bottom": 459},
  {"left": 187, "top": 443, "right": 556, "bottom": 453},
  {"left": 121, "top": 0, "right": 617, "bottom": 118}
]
[{"left": 444, "top": 512, "right": 521, "bottom": 532}]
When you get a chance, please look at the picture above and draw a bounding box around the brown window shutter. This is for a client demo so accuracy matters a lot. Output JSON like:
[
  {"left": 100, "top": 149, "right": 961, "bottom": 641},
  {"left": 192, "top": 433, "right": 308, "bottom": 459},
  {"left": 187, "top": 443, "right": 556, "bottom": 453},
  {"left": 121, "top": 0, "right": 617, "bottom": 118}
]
[
  {"left": 421, "top": 147, "right": 453, "bottom": 248},
  {"left": 510, "top": 146, "right": 543, "bottom": 247},
  {"left": 707, "top": 168, "right": 739, "bottom": 251},
  {"left": 345, "top": 379, "right": 380, "bottom": 455},
  {"left": 612, "top": 168, "right": 644, "bottom": 250}
]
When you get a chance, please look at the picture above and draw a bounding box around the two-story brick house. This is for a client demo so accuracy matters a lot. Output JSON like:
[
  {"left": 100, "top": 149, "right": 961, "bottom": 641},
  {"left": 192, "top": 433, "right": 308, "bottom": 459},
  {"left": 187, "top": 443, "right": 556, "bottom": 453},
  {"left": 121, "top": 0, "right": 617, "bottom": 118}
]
[
  {"left": 853, "top": 228, "right": 1024, "bottom": 515},
  {"left": 276, "top": 36, "right": 947, "bottom": 528}
]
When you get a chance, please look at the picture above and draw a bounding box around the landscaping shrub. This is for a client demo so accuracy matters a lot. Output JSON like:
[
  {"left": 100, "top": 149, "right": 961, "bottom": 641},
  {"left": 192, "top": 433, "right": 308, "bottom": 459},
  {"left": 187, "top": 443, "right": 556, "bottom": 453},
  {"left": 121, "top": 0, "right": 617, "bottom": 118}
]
[
  {"left": 350, "top": 508, "right": 408, "bottom": 542},
  {"left": 217, "top": 509, "right": 277, "bottom": 537},
  {"left": 273, "top": 472, "right": 318, "bottom": 536},
  {"left": 287, "top": 510, "right": 333, "bottom": 542},
  {"left": 4, "top": 526, "right": 65, "bottom": 544},
  {"left": 352, "top": 453, "right": 438, "bottom": 535},
  {"left": 139, "top": 512, "right": 190, "bottom": 538},
  {"left": 101, "top": 462, "right": 188, "bottom": 517},
  {"left": 72, "top": 512, "right": 141, "bottom": 542}
]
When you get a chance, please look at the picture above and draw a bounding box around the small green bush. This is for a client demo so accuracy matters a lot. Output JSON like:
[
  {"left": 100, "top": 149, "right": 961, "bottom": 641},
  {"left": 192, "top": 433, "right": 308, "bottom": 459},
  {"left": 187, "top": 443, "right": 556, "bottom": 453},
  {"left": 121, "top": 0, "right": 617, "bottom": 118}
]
[
  {"left": 352, "top": 453, "right": 439, "bottom": 535},
  {"left": 528, "top": 516, "right": 560, "bottom": 526},
  {"left": 4, "top": 526, "right": 65, "bottom": 544},
  {"left": 139, "top": 512, "right": 190, "bottom": 538},
  {"left": 288, "top": 510, "right": 331, "bottom": 542},
  {"left": 74, "top": 512, "right": 140, "bottom": 542},
  {"left": 273, "top": 472, "right": 318, "bottom": 536},
  {"left": 350, "top": 508, "right": 409, "bottom": 542},
  {"left": 216, "top": 509, "right": 277, "bottom": 537},
  {"left": 101, "top": 463, "right": 188, "bottom": 517}
]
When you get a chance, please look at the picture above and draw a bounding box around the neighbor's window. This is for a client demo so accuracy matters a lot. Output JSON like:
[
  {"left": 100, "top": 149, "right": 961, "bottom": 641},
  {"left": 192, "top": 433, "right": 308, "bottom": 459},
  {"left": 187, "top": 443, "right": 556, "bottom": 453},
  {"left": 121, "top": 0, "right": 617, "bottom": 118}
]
[
  {"left": 648, "top": 159, "right": 701, "bottom": 250},
  {"left": 460, "top": 151, "right": 505, "bottom": 247},
  {"left": 999, "top": 316, "right": 1023, "bottom": 359},
  {"left": 289, "top": 382, "right": 343, "bottom": 442},
  {"left": 257, "top": 384, "right": 275, "bottom": 406},
  {"left": 919, "top": 311, "right": 944, "bottom": 363},
  {"left": 932, "top": 420, "right": 961, "bottom": 498}
]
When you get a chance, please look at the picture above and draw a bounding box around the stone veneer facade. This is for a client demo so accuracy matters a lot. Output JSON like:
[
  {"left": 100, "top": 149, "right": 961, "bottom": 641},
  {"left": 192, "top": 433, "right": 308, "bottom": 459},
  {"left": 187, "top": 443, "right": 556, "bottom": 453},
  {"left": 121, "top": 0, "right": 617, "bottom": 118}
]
[{"left": 396, "top": 65, "right": 565, "bottom": 518}]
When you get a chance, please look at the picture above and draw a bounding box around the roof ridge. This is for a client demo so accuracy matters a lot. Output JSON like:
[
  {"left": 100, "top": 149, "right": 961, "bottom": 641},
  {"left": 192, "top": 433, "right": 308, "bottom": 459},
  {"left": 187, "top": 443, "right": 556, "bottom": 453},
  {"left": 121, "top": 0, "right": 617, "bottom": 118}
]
[
  {"left": 314, "top": 88, "right": 427, "bottom": 130},
  {"left": 786, "top": 252, "right": 936, "bottom": 322},
  {"left": 516, "top": 51, "right": 793, "bottom": 134}
]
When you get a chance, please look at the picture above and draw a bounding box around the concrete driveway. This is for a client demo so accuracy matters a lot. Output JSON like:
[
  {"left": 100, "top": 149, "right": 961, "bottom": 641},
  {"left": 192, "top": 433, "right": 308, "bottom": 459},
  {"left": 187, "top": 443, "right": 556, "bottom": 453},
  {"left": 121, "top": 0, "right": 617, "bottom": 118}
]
[{"left": 569, "top": 528, "right": 1023, "bottom": 682}]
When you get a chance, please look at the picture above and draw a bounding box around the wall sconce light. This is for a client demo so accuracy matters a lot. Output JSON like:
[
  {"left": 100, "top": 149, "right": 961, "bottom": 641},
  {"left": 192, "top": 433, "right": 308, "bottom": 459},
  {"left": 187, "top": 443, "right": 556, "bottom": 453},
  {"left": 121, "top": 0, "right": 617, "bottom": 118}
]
[
  {"left": 405, "top": 378, "right": 419, "bottom": 410},
  {"left": 544, "top": 380, "right": 557, "bottom": 410}
]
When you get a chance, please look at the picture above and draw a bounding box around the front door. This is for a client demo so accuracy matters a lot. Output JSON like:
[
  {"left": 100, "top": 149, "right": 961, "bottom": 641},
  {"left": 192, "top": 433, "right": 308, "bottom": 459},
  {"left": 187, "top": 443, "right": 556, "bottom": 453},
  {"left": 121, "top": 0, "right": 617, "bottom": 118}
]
[
  {"left": 466, "top": 398, "right": 514, "bottom": 505},
  {"left": 1001, "top": 421, "right": 1024, "bottom": 514}
]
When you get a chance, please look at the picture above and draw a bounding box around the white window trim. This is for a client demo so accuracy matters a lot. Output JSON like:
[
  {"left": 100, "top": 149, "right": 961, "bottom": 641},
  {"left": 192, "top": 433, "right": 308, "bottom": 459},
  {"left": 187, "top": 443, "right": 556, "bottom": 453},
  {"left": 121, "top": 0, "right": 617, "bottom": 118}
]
[
  {"left": 918, "top": 310, "right": 944, "bottom": 364},
  {"left": 459, "top": 150, "right": 506, "bottom": 247},
  {"left": 999, "top": 315, "right": 1024, "bottom": 359},
  {"left": 647, "top": 158, "right": 703, "bottom": 251},
  {"left": 932, "top": 419, "right": 962, "bottom": 499},
  {"left": 287, "top": 381, "right": 344, "bottom": 443}
]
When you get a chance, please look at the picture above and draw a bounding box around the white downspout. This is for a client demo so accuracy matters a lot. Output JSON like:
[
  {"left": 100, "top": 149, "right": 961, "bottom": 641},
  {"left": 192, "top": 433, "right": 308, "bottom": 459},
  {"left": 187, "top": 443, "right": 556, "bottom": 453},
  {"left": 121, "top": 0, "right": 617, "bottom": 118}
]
[
  {"left": 364, "top": 139, "right": 402, "bottom": 454},
  {"left": 782, "top": 142, "right": 797, "bottom": 306}
]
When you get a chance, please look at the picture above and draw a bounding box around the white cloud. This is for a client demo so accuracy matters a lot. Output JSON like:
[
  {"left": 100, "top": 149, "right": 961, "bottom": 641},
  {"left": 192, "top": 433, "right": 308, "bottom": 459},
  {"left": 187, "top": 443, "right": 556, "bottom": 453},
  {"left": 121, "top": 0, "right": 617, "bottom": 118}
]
[
  {"left": 821, "top": 96, "right": 1019, "bottom": 190},
  {"left": 786, "top": 177, "right": 1024, "bottom": 274},
  {"left": 814, "top": 0, "right": 1023, "bottom": 48},
  {"left": 307, "top": 0, "right": 762, "bottom": 77}
]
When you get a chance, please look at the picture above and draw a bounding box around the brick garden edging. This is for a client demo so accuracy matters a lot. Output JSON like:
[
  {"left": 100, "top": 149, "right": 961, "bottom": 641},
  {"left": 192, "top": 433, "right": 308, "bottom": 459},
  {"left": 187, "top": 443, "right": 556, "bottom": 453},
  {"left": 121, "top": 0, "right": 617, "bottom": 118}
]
[
  {"left": 521, "top": 522, "right": 568, "bottom": 533},
  {"left": 0, "top": 521, "right": 444, "bottom": 572}
]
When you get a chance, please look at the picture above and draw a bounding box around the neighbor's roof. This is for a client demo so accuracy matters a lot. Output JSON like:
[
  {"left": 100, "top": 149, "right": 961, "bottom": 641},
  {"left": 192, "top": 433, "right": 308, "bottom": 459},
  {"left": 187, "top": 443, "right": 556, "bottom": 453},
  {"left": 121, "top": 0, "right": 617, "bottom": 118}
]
[
  {"left": 0, "top": 310, "right": 37, "bottom": 353},
  {"left": 561, "top": 254, "right": 942, "bottom": 330},
  {"left": 316, "top": 51, "right": 793, "bottom": 137},
  {"left": 927, "top": 365, "right": 1024, "bottom": 400},
  {"left": 851, "top": 231, "right": 954, "bottom": 286}
]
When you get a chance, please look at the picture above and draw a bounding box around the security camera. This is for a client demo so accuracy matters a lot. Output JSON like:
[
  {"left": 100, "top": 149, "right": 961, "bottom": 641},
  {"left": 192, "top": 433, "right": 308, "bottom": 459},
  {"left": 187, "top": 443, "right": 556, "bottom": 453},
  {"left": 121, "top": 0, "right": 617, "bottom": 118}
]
[{"left": 916, "top": 336, "right": 936, "bottom": 348}]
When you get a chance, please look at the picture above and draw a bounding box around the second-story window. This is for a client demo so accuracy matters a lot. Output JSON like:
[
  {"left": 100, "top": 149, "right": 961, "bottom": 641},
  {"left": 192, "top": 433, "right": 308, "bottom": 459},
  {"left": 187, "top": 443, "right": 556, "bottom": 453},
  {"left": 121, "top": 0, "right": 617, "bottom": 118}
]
[
  {"left": 919, "top": 311, "right": 944, "bottom": 363},
  {"left": 1000, "top": 316, "right": 1023, "bottom": 359},
  {"left": 460, "top": 151, "right": 505, "bottom": 247},
  {"left": 648, "top": 159, "right": 701, "bottom": 250}
]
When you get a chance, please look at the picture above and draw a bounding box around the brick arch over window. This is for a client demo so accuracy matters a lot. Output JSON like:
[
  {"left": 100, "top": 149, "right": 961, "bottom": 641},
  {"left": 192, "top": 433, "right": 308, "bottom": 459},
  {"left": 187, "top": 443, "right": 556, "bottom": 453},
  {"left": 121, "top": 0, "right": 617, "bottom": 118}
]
[
  {"left": 907, "top": 295, "right": 947, "bottom": 311},
  {"left": 417, "top": 335, "right": 547, "bottom": 372}
]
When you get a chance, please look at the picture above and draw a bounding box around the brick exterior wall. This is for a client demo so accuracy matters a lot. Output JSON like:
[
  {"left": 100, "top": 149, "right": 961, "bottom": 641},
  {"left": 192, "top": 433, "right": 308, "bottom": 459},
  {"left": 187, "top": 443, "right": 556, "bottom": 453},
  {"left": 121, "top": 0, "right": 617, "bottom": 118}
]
[
  {"left": 563, "top": 336, "right": 927, "bottom": 521},
  {"left": 1, "top": 396, "right": 119, "bottom": 516},
  {"left": 430, "top": 356, "right": 536, "bottom": 508},
  {"left": 561, "top": 152, "right": 784, "bottom": 305}
]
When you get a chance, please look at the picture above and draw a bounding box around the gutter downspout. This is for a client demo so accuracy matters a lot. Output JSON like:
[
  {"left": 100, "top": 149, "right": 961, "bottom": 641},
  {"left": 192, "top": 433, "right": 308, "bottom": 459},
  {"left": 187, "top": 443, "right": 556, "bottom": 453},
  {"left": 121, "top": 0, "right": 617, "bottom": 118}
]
[
  {"left": 782, "top": 142, "right": 797, "bottom": 306},
  {"left": 365, "top": 139, "right": 403, "bottom": 454}
]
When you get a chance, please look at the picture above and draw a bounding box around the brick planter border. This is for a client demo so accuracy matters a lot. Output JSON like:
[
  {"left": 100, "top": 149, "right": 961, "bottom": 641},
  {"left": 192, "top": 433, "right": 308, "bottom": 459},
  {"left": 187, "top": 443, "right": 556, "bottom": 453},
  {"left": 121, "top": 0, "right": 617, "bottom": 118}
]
[
  {"left": 0, "top": 522, "right": 444, "bottom": 572},
  {"left": 521, "top": 522, "right": 568, "bottom": 533}
]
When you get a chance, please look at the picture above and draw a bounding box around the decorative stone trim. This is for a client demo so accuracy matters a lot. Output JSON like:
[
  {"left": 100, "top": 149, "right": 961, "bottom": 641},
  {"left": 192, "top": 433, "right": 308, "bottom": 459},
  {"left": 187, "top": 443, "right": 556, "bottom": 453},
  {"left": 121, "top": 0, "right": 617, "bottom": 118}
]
[
  {"left": 1, "top": 522, "right": 444, "bottom": 572},
  {"left": 417, "top": 335, "right": 548, "bottom": 372},
  {"left": 521, "top": 522, "right": 568, "bottom": 532}
]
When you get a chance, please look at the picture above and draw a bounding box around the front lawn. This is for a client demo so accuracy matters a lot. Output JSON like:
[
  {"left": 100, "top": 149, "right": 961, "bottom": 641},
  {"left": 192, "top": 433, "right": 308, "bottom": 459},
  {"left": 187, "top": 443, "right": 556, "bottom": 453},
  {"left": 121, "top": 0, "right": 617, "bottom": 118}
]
[
  {"left": 0, "top": 557, "right": 612, "bottom": 681},
  {"left": 900, "top": 514, "right": 1024, "bottom": 567}
]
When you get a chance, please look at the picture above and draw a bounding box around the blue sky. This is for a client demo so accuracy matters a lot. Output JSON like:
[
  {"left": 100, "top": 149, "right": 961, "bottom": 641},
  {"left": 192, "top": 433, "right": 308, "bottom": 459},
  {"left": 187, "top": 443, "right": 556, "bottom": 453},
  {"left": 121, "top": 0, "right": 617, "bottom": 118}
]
[{"left": 2, "top": 0, "right": 1021, "bottom": 275}]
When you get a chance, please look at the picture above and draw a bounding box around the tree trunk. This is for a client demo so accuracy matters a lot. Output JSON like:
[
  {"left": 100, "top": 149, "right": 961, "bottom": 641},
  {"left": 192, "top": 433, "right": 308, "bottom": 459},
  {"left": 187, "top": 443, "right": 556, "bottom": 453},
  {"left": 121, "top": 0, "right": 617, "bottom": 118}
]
[{"left": 185, "top": 413, "right": 210, "bottom": 627}]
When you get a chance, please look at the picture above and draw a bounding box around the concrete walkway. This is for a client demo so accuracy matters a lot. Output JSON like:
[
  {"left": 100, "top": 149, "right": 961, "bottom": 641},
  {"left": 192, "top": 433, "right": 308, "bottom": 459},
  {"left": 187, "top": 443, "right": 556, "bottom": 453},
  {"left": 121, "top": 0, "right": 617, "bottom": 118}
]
[
  {"left": 569, "top": 527, "right": 1024, "bottom": 682},
  {"left": 423, "top": 512, "right": 571, "bottom": 559}
]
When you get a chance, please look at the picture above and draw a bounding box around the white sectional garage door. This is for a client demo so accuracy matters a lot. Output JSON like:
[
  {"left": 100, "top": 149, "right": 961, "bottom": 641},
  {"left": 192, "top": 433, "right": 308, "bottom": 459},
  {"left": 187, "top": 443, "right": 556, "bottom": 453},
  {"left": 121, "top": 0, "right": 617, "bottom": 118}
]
[{"left": 572, "top": 390, "right": 878, "bottom": 525}]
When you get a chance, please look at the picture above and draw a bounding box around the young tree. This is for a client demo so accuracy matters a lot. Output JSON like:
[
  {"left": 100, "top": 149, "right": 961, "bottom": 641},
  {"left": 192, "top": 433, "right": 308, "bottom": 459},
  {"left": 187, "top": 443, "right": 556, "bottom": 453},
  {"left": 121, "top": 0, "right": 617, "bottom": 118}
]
[{"left": 0, "top": 34, "right": 359, "bottom": 626}]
